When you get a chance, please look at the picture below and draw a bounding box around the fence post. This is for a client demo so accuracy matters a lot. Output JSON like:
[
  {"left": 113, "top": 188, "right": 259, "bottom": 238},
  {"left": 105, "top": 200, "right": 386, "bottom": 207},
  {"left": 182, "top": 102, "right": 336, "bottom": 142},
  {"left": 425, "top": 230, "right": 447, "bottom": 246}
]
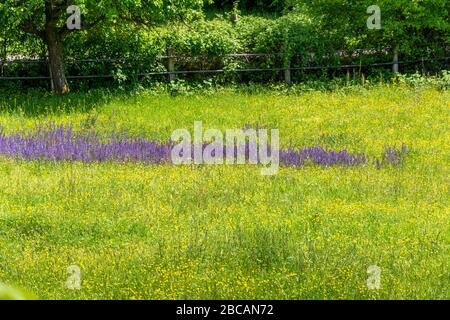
[
  {"left": 392, "top": 47, "right": 399, "bottom": 73},
  {"left": 284, "top": 67, "right": 291, "bottom": 86},
  {"left": 281, "top": 28, "right": 292, "bottom": 86},
  {"left": 282, "top": 49, "right": 292, "bottom": 86},
  {"left": 167, "top": 47, "right": 176, "bottom": 82},
  {"left": 230, "top": 12, "right": 239, "bottom": 24},
  {"left": 421, "top": 57, "right": 426, "bottom": 75}
]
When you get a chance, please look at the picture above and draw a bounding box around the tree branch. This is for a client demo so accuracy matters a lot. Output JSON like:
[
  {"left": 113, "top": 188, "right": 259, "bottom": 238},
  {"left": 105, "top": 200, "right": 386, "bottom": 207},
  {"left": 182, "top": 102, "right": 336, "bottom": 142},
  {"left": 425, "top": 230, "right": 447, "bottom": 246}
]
[
  {"left": 59, "top": 14, "right": 107, "bottom": 38},
  {"left": 20, "top": 6, "right": 45, "bottom": 40},
  {"left": 118, "top": 13, "right": 156, "bottom": 29},
  {"left": 20, "top": 21, "right": 44, "bottom": 39}
]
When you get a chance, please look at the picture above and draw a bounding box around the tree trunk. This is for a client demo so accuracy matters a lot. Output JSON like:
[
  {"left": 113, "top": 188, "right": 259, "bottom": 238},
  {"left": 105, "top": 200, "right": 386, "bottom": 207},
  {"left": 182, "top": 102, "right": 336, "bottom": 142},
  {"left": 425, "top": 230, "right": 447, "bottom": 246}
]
[{"left": 46, "top": 28, "right": 69, "bottom": 95}]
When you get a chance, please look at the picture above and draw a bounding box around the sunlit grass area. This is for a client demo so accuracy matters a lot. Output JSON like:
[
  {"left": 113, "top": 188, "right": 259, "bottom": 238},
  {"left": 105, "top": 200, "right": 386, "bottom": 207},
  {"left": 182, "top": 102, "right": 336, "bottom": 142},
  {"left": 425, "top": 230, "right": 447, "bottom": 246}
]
[{"left": 0, "top": 85, "right": 448, "bottom": 299}]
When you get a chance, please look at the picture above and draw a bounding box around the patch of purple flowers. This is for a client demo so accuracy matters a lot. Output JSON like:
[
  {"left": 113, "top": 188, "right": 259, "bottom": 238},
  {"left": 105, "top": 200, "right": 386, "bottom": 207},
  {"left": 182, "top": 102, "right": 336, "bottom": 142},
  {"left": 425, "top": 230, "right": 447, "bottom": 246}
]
[
  {"left": 281, "top": 145, "right": 408, "bottom": 169},
  {"left": 280, "top": 146, "right": 368, "bottom": 167},
  {"left": 0, "top": 125, "right": 408, "bottom": 168},
  {"left": 0, "top": 126, "right": 172, "bottom": 164}
]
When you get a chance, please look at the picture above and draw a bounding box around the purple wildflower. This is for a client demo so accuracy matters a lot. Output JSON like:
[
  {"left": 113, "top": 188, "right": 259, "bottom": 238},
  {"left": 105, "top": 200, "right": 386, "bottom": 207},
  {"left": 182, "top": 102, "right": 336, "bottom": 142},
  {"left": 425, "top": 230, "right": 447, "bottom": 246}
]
[{"left": 0, "top": 126, "right": 408, "bottom": 169}]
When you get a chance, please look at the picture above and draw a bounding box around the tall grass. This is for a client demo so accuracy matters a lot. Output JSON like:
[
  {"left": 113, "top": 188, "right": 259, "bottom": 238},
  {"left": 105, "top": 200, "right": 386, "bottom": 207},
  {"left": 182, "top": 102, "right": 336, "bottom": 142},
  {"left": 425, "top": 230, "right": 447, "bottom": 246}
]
[{"left": 0, "top": 84, "right": 448, "bottom": 299}]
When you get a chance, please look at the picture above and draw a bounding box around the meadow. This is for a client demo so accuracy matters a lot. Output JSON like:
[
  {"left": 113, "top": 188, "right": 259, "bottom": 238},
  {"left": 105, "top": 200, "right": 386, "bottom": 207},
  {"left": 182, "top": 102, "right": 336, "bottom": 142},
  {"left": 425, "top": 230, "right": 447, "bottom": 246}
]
[{"left": 0, "top": 84, "right": 448, "bottom": 299}]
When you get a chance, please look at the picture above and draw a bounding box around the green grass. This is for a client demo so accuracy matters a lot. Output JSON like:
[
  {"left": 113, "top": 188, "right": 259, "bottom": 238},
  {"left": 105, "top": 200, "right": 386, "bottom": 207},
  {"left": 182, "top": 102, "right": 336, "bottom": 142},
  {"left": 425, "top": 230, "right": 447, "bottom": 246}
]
[{"left": 0, "top": 85, "right": 448, "bottom": 299}]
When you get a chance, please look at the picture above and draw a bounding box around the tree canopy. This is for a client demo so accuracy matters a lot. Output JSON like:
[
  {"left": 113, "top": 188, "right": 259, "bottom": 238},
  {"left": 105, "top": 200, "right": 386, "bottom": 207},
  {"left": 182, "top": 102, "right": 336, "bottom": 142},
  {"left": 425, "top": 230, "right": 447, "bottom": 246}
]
[
  {"left": 295, "top": 0, "right": 450, "bottom": 50},
  {"left": 0, "top": 0, "right": 207, "bottom": 94}
]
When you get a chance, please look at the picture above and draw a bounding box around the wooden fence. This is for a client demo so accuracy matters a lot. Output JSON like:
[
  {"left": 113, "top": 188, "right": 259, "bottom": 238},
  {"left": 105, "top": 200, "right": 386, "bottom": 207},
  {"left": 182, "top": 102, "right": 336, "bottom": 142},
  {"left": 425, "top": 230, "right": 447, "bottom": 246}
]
[{"left": 1, "top": 46, "right": 449, "bottom": 86}]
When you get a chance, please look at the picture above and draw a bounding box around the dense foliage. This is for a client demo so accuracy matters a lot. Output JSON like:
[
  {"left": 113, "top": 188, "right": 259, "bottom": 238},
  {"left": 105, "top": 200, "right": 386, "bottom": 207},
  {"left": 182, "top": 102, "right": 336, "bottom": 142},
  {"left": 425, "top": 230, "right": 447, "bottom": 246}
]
[
  {"left": 296, "top": 0, "right": 449, "bottom": 59},
  {"left": 1, "top": 0, "right": 448, "bottom": 91}
]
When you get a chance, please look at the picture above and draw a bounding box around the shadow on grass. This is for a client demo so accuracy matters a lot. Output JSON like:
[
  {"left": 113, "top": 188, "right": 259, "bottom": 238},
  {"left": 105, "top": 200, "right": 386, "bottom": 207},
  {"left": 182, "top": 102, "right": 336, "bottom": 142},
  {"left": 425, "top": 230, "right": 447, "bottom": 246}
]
[{"left": 0, "top": 88, "right": 114, "bottom": 117}]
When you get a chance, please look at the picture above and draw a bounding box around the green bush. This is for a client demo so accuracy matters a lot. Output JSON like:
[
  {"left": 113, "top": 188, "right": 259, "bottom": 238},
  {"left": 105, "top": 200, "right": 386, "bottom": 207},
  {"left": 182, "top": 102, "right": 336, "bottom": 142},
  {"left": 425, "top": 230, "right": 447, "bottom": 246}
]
[
  {"left": 155, "top": 19, "right": 241, "bottom": 57},
  {"left": 296, "top": 0, "right": 450, "bottom": 53}
]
